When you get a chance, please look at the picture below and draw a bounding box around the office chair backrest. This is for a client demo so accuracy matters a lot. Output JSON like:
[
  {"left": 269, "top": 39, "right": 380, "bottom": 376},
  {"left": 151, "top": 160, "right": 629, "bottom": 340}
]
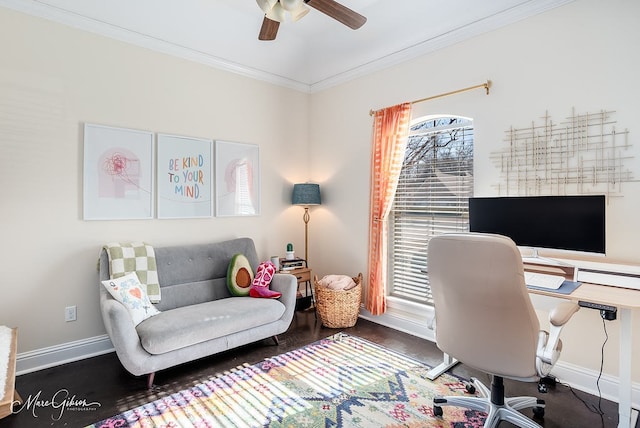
[{"left": 428, "top": 233, "right": 541, "bottom": 380}]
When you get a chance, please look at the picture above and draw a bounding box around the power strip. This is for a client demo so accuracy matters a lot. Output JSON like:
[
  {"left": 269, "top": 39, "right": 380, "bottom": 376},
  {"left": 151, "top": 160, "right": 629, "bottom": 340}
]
[
  {"left": 577, "top": 300, "right": 616, "bottom": 312},
  {"left": 578, "top": 300, "right": 617, "bottom": 320}
]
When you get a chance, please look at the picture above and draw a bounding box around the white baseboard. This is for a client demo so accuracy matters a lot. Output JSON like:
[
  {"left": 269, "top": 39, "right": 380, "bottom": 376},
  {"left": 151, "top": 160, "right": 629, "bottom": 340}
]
[
  {"left": 16, "top": 334, "right": 114, "bottom": 375},
  {"left": 359, "top": 310, "right": 640, "bottom": 409},
  {"left": 551, "top": 361, "right": 640, "bottom": 410},
  {"left": 360, "top": 310, "right": 436, "bottom": 342}
]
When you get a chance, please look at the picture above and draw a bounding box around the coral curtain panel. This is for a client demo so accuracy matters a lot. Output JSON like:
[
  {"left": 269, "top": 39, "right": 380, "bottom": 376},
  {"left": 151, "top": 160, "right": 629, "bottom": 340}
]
[{"left": 366, "top": 103, "right": 412, "bottom": 315}]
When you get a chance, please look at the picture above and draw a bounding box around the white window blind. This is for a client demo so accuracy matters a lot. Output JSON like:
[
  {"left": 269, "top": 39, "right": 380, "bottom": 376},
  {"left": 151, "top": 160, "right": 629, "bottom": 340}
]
[{"left": 389, "top": 116, "right": 474, "bottom": 304}]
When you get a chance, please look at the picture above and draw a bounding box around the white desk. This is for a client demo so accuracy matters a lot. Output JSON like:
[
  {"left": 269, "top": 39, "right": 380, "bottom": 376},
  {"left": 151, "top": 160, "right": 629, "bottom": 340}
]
[{"left": 528, "top": 282, "right": 640, "bottom": 428}]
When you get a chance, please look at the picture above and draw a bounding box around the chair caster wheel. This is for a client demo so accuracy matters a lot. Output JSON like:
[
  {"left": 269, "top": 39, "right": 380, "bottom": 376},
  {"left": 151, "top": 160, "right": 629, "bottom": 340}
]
[
  {"left": 433, "top": 405, "right": 443, "bottom": 417},
  {"left": 533, "top": 406, "right": 545, "bottom": 419},
  {"left": 465, "top": 383, "right": 476, "bottom": 394}
]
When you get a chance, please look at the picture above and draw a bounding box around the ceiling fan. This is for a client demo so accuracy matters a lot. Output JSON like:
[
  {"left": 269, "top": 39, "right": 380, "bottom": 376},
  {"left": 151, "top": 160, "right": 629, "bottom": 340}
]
[{"left": 256, "top": 0, "right": 367, "bottom": 41}]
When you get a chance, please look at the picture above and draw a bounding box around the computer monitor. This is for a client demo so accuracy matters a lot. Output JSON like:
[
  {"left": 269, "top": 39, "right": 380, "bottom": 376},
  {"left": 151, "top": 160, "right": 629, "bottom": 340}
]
[{"left": 468, "top": 195, "right": 606, "bottom": 255}]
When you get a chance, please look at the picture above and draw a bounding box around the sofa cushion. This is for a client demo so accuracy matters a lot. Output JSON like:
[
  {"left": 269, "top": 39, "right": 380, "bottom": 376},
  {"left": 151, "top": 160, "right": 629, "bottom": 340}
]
[
  {"left": 154, "top": 239, "right": 259, "bottom": 287},
  {"left": 136, "top": 297, "right": 285, "bottom": 355}
]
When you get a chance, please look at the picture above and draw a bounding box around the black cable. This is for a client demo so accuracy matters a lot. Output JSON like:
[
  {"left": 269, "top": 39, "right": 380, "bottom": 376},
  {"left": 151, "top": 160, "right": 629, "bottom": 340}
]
[
  {"left": 556, "top": 317, "right": 608, "bottom": 428},
  {"left": 595, "top": 316, "right": 608, "bottom": 427},
  {"left": 562, "top": 381, "right": 603, "bottom": 416}
]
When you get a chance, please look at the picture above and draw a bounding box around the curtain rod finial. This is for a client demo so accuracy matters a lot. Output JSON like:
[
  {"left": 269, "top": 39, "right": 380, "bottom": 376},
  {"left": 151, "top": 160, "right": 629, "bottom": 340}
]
[{"left": 485, "top": 80, "right": 492, "bottom": 94}]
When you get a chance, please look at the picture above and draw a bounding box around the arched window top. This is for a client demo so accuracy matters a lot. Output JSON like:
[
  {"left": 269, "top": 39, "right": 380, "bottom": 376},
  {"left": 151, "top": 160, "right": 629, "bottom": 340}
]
[{"left": 410, "top": 115, "right": 473, "bottom": 133}]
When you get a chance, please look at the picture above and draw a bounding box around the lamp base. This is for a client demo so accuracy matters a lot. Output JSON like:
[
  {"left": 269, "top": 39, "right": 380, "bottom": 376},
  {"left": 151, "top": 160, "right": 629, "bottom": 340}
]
[{"left": 303, "top": 207, "right": 310, "bottom": 262}]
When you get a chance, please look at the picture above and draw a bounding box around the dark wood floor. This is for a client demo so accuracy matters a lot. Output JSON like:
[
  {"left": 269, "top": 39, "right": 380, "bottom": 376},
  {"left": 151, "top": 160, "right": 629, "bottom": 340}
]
[{"left": 2, "top": 310, "right": 625, "bottom": 427}]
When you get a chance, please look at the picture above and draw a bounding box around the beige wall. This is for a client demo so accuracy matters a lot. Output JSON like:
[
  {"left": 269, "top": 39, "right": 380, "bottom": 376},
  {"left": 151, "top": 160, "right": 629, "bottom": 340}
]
[
  {"left": 309, "top": 0, "right": 640, "bottom": 383},
  {"left": 1, "top": 0, "right": 639, "bottom": 389},
  {"left": 0, "top": 8, "right": 309, "bottom": 353}
]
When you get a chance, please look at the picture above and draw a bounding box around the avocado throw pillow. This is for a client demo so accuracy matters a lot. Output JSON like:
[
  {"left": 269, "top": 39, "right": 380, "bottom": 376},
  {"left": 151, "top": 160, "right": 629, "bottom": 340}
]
[{"left": 227, "top": 253, "right": 254, "bottom": 296}]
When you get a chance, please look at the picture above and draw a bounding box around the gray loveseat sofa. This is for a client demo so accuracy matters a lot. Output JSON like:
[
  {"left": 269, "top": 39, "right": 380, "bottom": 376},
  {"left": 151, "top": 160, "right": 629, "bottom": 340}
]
[{"left": 99, "top": 237, "right": 296, "bottom": 388}]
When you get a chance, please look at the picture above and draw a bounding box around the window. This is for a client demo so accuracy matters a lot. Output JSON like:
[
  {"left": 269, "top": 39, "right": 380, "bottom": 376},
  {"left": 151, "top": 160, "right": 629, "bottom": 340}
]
[{"left": 389, "top": 115, "right": 474, "bottom": 304}]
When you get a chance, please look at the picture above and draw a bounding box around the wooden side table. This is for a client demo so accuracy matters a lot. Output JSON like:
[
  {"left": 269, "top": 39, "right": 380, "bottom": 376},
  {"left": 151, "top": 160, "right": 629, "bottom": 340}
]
[
  {"left": 0, "top": 327, "right": 21, "bottom": 420},
  {"left": 288, "top": 266, "right": 316, "bottom": 317}
]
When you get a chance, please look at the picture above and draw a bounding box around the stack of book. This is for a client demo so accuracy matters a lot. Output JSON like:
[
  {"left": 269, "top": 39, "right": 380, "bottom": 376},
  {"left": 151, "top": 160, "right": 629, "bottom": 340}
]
[{"left": 280, "top": 257, "right": 305, "bottom": 271}]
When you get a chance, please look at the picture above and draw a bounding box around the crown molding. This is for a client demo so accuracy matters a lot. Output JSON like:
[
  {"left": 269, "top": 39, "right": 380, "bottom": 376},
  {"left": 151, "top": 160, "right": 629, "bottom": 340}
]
[
  {"left": 0, "top": 0, "right": 312, "bottom": 92},
  {"left": 309, "top": 0, "right": 574, "bottom": 92},
  {"left": 1, "top": 0, "right": 573, "bottom": 94}
]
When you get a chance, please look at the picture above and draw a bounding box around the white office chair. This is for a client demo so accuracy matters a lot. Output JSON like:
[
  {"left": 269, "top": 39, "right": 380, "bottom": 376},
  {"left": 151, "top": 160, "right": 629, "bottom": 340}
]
[{"left": 427, "top": 233, "right": 579, "bottom": 428}]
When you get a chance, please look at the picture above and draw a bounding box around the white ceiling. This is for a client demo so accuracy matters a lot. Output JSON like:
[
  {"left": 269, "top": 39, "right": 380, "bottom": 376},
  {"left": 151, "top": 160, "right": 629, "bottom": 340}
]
[{"left": 2, "top": 0, "right": 572, "bottom": 92}]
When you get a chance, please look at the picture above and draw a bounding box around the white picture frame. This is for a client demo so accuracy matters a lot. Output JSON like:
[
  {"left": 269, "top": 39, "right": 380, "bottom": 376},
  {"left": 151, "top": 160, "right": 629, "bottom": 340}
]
[
  {"left": 157, "top": 134, "right": 213, "bottom": 219},
  {"left": 83, "top": 123, "right": 154, "bottom": 220},
  {"left": 215, "top": 141, "right": 260, "bottom": 217}
]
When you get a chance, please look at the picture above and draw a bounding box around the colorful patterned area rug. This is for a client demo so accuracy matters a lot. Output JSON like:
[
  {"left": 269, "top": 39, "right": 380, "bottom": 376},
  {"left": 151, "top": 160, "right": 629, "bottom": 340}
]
[{"left": 88, "top": 333, "right": 484, "bottom": 427}]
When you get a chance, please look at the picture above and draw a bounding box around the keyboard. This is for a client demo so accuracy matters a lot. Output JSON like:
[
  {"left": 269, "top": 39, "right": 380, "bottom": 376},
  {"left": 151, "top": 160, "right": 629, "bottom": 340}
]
[{"left": 524, "top": 271, "right": 566, "bottom": 290}]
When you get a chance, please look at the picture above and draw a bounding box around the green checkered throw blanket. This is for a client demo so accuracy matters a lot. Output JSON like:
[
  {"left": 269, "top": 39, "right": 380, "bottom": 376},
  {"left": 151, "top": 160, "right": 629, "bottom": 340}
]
[{"left": 103, "top": 242, "right": 161, "bottom": 303}]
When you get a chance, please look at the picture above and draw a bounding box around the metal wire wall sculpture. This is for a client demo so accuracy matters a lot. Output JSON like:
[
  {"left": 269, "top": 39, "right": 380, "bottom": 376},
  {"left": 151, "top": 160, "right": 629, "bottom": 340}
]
[{"left": 492, "top": 108, "right": 635, "bottom": 198}]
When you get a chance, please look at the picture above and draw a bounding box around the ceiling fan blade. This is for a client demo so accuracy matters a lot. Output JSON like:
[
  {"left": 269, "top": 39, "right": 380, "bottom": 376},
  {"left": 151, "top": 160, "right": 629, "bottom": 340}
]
[
  {"left": 259, "top": 16, "right": 280, "bottom": 40},
  {"left": 305, "top": 0, "right": 366, "bottom": 29}
]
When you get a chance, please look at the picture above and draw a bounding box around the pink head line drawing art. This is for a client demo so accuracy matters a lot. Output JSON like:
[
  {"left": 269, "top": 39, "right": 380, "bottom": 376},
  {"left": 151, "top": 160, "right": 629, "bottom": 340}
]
[{"left": 99, "top": 148, "right": 148, "bottom": 198}]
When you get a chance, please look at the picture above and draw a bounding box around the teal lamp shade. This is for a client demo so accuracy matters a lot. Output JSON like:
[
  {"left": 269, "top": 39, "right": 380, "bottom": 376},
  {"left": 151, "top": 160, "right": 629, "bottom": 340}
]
[{"left": 292, "top": 183, "right": 321, "bottom": 206}]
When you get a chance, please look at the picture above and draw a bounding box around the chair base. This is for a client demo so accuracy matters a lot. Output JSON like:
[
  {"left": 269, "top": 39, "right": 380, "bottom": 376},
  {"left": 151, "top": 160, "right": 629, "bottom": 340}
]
[{"left": 434, "top": 376, "right": 545, "bottom": 428}]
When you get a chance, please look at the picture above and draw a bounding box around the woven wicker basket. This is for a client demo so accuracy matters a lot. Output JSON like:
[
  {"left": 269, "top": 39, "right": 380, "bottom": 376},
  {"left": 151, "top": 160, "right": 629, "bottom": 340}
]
[{"left": 314, "top": 273, "right": 362, "bottom": 328}]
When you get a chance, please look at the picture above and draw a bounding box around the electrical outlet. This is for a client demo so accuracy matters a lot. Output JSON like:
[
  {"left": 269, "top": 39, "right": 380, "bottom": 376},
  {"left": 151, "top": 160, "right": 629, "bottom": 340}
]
[{"left": 65, "top": 306, "right": 77, "bottom": 322}]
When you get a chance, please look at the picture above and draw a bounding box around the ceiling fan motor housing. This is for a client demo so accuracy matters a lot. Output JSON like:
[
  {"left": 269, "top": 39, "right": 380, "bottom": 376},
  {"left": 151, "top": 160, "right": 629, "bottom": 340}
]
[{"left": 257, "top": 0, "right": 366, "bottom": 41}]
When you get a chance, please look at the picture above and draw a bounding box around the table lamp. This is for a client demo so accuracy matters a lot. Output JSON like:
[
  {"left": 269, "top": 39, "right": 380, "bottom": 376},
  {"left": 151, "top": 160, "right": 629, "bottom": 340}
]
[{"left": 291, "top": 183, "right": 321, "bottom": 262}]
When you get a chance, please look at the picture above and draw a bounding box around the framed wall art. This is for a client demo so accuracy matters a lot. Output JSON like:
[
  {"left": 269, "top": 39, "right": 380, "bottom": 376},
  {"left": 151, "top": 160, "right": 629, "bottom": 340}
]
[
  {"left": 83, "top": 123, "right": 154, "bottom": 220},
  {"left": 157, "top": 134, "right": 213, "bottom": 219},
  {"left": 215, "top": 141, "right": 260, "bottom": 217}
]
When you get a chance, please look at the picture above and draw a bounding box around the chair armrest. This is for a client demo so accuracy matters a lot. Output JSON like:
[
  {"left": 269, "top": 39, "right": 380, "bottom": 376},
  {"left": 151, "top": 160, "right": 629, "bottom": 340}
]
[
  {"left": 536, "top": 301, "right": 580, "bottom": 374},
  {"left": 549, "top": 301, "right": 580, "bottom": 327}
]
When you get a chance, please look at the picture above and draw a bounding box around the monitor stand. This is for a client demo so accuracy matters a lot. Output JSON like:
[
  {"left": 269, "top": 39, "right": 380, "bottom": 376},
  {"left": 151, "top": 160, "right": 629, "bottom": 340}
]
[
  {"left": 521, "top": 248, "right": 578, "bottom": 281},
  {"left": 521, "top": 247, "right": 573, "bottom": 267}
]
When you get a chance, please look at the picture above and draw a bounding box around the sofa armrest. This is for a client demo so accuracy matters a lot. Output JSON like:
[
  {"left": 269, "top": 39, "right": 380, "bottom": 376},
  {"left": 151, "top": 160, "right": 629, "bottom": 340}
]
[
  {"left": 99, "top": 287, "right": 152, "bottom": 375},
  {"left": 270, "top": 273, "right": 297, "bottom": 317},
  {"left": 101, "top": 297, "right": 140, "bottom": 349}
]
